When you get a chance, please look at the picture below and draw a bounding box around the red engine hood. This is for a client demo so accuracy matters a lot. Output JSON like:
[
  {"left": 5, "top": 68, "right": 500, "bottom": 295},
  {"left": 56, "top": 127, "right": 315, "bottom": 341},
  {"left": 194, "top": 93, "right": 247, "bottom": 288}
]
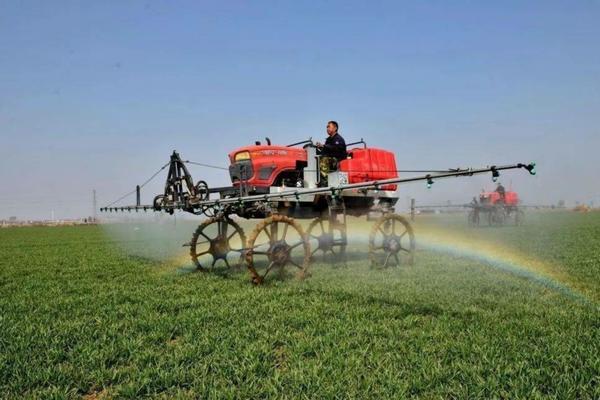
[{"left": 228, "top": 145, "right": 307, "bottom": 163}]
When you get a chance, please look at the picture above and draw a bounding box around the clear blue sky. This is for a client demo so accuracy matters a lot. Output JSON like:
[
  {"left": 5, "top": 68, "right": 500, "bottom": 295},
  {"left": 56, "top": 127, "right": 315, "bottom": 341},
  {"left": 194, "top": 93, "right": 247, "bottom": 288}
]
[{"left": 1, "top": 1, "right": 599, "bottom": 219}]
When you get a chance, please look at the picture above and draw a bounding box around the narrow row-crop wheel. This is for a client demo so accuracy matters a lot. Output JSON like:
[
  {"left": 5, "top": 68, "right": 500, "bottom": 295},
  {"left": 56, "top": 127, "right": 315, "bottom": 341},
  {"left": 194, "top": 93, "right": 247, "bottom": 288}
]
[
  {"left": 514, "top": 208, "right": 525, "bottom": 226},
  {"left": 190, "top": 217, "right": 246, "bottom": 270},
  {"left": 488, "top": 206, "right": 506, "bottom": 226},
  {"left": 369, "top": 214, "right": 415, "bottom": 267},
  {"left": 306, "top": 217, "right": 347, "bottom": 262},
  {"left": 468, "top": 209, "right": 480, "bottom": 227},
  {"left": 246, "top": 215, "right": 310, "bottom": 284}
]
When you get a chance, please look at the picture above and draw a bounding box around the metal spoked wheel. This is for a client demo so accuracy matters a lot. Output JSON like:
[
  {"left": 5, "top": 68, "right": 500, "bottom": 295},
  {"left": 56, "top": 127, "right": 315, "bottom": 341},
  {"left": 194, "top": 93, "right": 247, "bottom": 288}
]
[
  {"left": 307, "top": 217, "right": 347, "bottom": 262},
  {"left": 488, "top": 206, "right": 506, "bottom": 226},
  {"left": 468, "top": 209, "right": 480, "bottom": 227},
  {"left": 190, "top": 216, "right": 246, "bottom": 271},
  {"left": 514, "top": 208, "right": 525, "bottom": 226},
  {"left": 369, "top": 214, "right": 415, "bottom": 267},
  {"left": 246, "top": 215, "right": 310, "bottom": 284}
]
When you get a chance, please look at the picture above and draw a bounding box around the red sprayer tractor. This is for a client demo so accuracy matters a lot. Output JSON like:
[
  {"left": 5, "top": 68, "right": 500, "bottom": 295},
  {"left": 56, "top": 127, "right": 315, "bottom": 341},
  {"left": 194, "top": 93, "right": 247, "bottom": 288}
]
[
  {"left": 468, "top": 189, "right": 524, "bottom": 226},
  {"left": 101, "top": 137, "right": 536, "bottom": 284},
  {"left": 413, "top": 188, "right": 526, "bottom": 227}
]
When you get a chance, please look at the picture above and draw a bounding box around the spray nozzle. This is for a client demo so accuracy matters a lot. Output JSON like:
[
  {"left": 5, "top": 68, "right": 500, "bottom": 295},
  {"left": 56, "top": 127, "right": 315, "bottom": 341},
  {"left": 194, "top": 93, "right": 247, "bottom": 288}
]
[
  {"left": 491, "top": 166, "right": 499, "bottom": 182},
  {"left": 519, "top": 162, "right": 536, "bottom": 175}
]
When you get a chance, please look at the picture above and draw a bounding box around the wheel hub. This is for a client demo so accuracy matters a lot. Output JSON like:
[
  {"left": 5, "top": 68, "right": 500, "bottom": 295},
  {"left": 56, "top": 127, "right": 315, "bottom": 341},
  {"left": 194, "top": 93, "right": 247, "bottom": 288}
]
[
  {"left": 317, "top": 233, "right": 334, "bottom": 251},
  {"left": 210, "top": 238, "right": 230, "bottom": 260},
  {"left": 270, "top": 241, "right": 291, "bottom": 265},
  {"left": 384, "top": 235, "right": 401, "bottom": 253}
]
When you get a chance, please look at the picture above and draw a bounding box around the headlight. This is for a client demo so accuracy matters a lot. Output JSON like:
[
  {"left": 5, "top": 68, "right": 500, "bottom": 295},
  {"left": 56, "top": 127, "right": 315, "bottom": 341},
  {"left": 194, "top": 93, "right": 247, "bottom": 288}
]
[{"left": 234, "top": 151, "right": 250, "bottom": 161}]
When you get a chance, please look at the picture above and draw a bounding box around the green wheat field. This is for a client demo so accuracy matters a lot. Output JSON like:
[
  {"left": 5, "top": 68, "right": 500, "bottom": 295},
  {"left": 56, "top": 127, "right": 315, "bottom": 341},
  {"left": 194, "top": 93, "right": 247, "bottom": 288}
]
[{"left": 1, "top": 211, "right": 598, "bottom": 399}]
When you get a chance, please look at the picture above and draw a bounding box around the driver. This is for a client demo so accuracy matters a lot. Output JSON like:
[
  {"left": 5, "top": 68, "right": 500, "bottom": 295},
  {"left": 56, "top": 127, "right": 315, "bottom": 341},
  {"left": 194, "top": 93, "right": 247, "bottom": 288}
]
[
  {"left": 496, "top": 182, "right": 506, "bottom": 202},
  {"left": 316, "top": 121, "right": 347, "bottom": 186}
]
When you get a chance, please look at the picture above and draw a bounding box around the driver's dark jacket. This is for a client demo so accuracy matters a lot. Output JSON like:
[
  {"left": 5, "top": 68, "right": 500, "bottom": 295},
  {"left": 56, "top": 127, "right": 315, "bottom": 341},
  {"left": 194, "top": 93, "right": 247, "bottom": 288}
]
[{"left": 318, "top": 133, "right": 347, "bottom": 161}]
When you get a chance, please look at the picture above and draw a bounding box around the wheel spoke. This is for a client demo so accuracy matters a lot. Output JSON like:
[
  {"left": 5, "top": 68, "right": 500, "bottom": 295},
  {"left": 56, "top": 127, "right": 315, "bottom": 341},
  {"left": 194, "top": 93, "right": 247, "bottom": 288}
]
[
  {"left": 394, "top": 254, "right": 400, "bottom": 266},
  {"left": 256, "top": 225, "right": 269, "bottom": 241},
  {"left": 218, "top": 221, "right": 227, "bottom": 237},
  {"left": 327, "top": 223, "right": 336, "bottom": 235},
  {"left": 270, "top": 223, "right": 279, "bottom": 242},
  {"left": 383, "top": 253, "right": 392, "bottom": 267},
  {"left": 281, "top": 223, "right": 289, "bottom": 241},
  {"left": 200, "top": 232, "right": 212, "bottom": 242},
  {"left": 262, "top": 261, "right": 276, "bottom": 279},
  {"left": 288, "top": 241, "right": 305, "bottom": 250},
  {"left": 289, "top": 259, "right": 304, "bottom": 269},
  {"left": 227, "top": 230, "right": 238, "bottom": 241},
  {"left": 251, "top": 250, "right": 271, "bottom": 256},
  {"left": 252, "top": 241, "right": 271, "bottom": 249}
]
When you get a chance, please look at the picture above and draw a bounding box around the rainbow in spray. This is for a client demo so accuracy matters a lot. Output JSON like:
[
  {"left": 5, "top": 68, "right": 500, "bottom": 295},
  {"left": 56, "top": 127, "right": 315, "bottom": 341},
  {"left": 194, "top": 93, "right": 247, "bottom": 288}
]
[{"left": 416, "top": 225, "right": 594, "bottom": 305}]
